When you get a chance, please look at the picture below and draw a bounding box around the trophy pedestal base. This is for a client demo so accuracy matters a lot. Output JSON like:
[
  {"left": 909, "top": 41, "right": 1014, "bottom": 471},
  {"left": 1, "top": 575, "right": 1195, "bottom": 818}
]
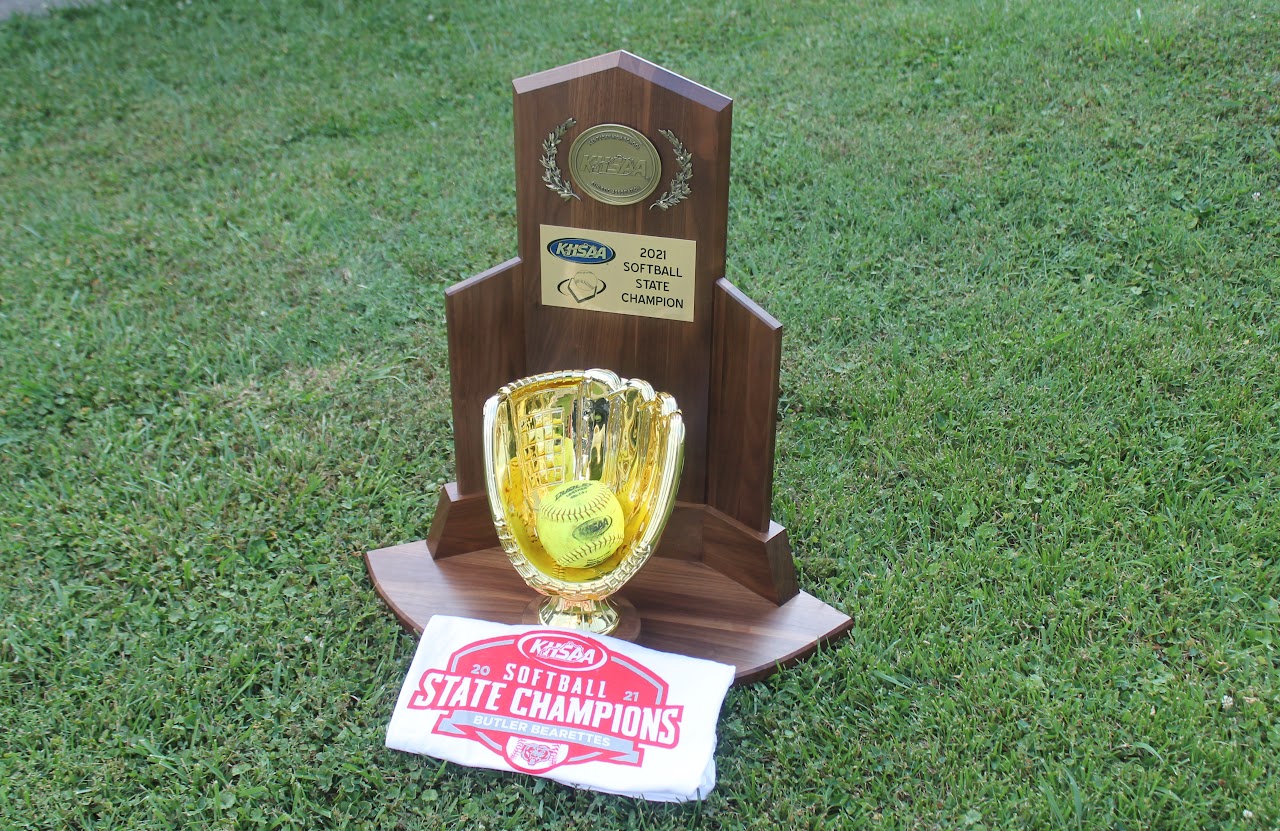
[
  {"left": 519, "top": 596, "right": 642, "bottom": 643},
  {"left": 366, "top": 540, "right": 853, "bottom": 684}
]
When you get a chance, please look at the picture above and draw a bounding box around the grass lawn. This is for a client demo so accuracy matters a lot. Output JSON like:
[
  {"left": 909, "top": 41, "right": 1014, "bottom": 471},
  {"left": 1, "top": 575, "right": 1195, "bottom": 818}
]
[{"left": 2, "top": 0, "right": 1277, "bottom": 827}]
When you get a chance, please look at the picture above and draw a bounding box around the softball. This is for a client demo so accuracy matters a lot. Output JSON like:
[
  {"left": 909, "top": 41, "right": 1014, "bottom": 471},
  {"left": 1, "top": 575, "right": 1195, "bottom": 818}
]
[{"left": 536, "top": 480, "right": 625, "bottom": 569}]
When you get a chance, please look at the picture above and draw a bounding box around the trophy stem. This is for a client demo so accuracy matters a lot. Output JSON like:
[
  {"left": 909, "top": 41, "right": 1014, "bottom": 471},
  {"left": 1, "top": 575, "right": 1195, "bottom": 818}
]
[
  {"left": 521, "top": 594, "right": 641, "bottom": 641},
  {"left": 539, "top": 595, "right": 619, "bottom": 634}
]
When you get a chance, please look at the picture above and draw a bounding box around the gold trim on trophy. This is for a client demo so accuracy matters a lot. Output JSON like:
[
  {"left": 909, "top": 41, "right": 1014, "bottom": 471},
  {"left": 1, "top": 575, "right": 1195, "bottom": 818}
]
[
  {"left": 568, "top": 124, "right": 663, "bottom": 206},
  {"left": 541, "top": 117, "right": 580, "bottom": 201},
  {"left": 650, "top": 129, "right": 693, "bottom": 211}
]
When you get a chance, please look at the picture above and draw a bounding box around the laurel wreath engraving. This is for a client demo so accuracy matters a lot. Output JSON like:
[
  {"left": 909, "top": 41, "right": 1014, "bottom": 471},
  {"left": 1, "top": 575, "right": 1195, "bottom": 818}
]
[
  {"left": 541, "top": 117, "right": 579, "bottom": 201},
  {"left": 650, "top": 129, "right": 692, "bottom": 210}
]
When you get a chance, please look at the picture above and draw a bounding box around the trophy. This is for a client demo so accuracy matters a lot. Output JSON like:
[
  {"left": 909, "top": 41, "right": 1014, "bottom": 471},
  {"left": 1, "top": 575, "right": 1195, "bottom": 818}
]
[
  {"left": 365, "top": 52, "right": 853, "bottom": 682},
  {"left": 482, "top": 369, "right": 684, "bottom": 636}
]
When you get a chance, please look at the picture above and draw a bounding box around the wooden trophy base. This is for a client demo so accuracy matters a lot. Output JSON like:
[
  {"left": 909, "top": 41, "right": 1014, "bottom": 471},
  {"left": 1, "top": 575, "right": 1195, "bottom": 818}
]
[{"left": 366, "top": 540, "right": 852, "bottom": 685}]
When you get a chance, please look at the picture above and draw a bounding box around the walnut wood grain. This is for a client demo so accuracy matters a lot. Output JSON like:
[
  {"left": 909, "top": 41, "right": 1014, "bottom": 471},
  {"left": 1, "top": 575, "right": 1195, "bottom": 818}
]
[
  {"left": 512, "top": 51, "right": 732, "bottom": 503},
  {"left": 445, "top": 258, "right": 525, "bottom": 496},
  {"left": 367, "top": 541, "right": 851, "bottom": 684},
  {"left": 701, "top": 506, "right": 798, "bottom": 605},
  {"left": 707, "top": 278, "right": 783, "bottom": 533},
  {"left": 425, "top": 484, "right": 499, "bottom": 560}
]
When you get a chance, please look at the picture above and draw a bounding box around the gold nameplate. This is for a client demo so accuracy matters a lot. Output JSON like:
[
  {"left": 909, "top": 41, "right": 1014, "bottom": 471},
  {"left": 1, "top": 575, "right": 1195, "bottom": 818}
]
[
  {"left": 568, "top": 124, "right": 662, "bottom": 206},
  {"left": 539, "top": 224, "right": 696, "bottom": 322}
]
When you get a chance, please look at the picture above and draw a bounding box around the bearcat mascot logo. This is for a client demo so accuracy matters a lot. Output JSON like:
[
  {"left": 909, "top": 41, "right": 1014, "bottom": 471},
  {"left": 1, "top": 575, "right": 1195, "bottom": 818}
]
[{"left": 408, "top": 631, "right": 684, "bottom": 773}]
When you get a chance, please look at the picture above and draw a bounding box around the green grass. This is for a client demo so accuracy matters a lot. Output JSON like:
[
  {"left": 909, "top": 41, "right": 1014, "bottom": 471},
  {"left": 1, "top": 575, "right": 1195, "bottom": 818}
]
[{"left": 2, "top": 0, "right": 1278, "bottom": 828}]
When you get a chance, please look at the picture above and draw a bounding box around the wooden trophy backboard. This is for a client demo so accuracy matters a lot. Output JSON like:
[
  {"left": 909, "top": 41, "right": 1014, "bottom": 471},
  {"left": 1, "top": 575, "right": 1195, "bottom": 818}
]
[{"left": 366, "top": 51, "right": 851, "bottom": 683}]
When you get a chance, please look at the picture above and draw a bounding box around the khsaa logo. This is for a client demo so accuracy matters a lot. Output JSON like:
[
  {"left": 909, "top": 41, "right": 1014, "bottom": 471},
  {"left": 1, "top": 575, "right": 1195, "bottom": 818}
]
[
  {"left": 548, "top": 238, "right": 616, "bottom": 264},
  {"left": 517, "top": 631, "right": 609, "bottom": 672}
]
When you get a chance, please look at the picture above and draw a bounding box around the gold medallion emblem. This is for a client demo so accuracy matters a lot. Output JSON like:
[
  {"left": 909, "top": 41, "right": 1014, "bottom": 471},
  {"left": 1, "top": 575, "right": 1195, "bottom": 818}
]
[{"left": 568, "top": 124, "right": 662, "bottom": 206}]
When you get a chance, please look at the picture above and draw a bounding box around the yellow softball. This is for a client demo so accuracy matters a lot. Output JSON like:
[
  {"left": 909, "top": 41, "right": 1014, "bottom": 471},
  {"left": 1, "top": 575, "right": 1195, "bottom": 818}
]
[{"left": 536, "top": 480, "right": 625, "bottom": 569}]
